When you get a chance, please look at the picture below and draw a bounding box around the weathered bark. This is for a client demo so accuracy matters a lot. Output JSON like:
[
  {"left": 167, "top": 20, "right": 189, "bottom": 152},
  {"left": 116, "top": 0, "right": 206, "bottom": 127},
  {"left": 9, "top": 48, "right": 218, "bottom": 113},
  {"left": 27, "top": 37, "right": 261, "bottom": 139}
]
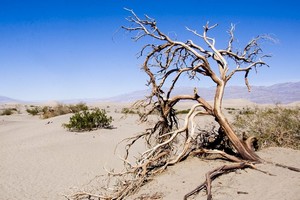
[
  {"left": 214, "top": 83, "right": 260, "bottom": 161},
  {"left": 216, "top": 115, "right": 260, "bottom": 161},
  {"left": 184, "top": 162, "right": 250, "bottom": 200}
]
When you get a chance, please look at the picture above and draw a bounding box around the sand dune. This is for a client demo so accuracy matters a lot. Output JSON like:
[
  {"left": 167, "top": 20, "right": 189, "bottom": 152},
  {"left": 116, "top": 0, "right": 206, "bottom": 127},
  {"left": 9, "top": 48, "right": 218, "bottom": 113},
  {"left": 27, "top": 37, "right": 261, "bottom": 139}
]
[
  {"left": 0, "top": 105, "right": 146, "bottom": 200},
  {"left": 0, "top": 102, "right": 299, "bottom": 200},
  {"left": 131, "top": 147, "right": 300, "bottom": 200}
]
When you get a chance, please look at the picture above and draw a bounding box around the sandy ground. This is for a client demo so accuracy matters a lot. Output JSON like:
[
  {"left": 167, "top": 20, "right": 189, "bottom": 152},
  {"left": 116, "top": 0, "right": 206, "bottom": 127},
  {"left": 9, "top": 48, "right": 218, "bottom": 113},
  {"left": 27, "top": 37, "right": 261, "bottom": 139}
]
[
  {"left": 0, "top": 103, "right": 146, "bottom": 200},
  {"left": 131, "top": 148, "right": 300, "bottom": 200},
  {"left": 0, "top": 101, "right": 299, "bottom": 200}
]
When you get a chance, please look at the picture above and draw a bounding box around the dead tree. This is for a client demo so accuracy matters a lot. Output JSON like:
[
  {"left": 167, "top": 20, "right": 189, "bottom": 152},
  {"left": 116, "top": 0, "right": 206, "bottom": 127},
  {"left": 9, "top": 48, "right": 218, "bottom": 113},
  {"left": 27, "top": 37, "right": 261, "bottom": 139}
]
[
  {"left": 117, "top": 9, "right": 266, "bottom": 199},
  {"left": 67, "top": 9, "right": 300, "bottom": 200},
  {"left": 122, "top": 8, "right": 266, "bottom": 161}
]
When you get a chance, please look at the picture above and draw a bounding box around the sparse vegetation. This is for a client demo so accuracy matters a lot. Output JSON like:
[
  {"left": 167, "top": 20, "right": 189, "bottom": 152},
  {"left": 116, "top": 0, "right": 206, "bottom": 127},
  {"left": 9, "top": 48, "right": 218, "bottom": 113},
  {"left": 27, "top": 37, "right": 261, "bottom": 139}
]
[
  {"left": 175, "top": 109, "right": 191, "bottom": 115},
  {"left": 68, "top": 102, "right": 89, "bottom": 113},
  {"left": 63, "top": 108, "right": 113, "bottom": 132},
  {"left": 0, "top": 107, "right": 20, "bottom": 115},
  {"left": 24, "top": 103, "right": 89, "bottom": 119},
  {"left": 42, "top": 104, "right": 70, "bottom": 119},
  {"left": 238, "top": 107, "right": 256, "bottom": 115},
  {"left": 121, "top": 107, "right": 139, "bottom": 114},
  {"left": 225, "top": 107, "right": 238, "bottom": 114},
  {"left": 225, "top": 107, "right": 237, "bottom": 111},
  {"left": 233, "top": 106, "right": 300, "bottom": 150},
  {"left": 26, "top": 106, "right": 41, "bottom": 116},
  {"left": 1, "top": 108, "right": 14, "bottom": 115}
]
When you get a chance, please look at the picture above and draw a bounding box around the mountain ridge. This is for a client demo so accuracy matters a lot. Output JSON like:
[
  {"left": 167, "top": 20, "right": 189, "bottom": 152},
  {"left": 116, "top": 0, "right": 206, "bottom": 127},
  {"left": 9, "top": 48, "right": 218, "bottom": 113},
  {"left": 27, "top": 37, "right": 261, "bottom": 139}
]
[
  {"left": 102, "top": 81, "right": 300, "bottom": 104},
  {"left": 1, "top": 82, "right": 299, "bottom": 104}
]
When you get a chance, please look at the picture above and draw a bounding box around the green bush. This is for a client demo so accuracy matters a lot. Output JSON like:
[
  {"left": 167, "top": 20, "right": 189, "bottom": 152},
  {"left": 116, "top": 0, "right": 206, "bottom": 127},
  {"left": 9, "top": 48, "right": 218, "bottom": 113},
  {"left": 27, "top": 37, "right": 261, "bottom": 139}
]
[
  {"left": 1, "top": 108, "right": 14, "bottom": 115},
  {"left": 225, "top": 107, "right": 237, "bottom": 111},
  {"left": 238, "top": 107, "right": 256, "bottom": 115},
  {"left": 121, "top": 107, "right": 138, "bottom": 114},
  {"left": 63, "top": 108, "right": 113, "bottom": 132},
  {"left": 68, "top": 102, "right": 88, "bottom": 113},
  {"left": 233, "top": 106, "right": 300, "bottom": 150},
  {"left": 175, "top": 109, "right": 191, "bottom": 115},
  {"left": 26, "top": 107, "right": 41, "bottom": 116},
  {"left": 0, "top": 107, "right": 20, "bottom": 115}
]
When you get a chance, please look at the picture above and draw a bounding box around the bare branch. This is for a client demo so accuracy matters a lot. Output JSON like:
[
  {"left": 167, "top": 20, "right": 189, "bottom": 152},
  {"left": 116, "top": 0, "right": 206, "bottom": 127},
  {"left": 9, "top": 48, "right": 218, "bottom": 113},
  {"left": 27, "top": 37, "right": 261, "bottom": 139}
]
[
  {"left": 245, "top": 69, "right": 251, "bottom": 91},
  {"left": 227, "top": 23, "right": 235, "bottom": 52}
]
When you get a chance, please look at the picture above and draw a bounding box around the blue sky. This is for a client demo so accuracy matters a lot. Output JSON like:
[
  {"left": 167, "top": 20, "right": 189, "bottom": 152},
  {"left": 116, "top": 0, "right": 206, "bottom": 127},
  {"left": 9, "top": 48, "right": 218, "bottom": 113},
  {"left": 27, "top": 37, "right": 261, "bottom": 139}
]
[{"left": 0, "top": 0, "right": 299, "bottom": 101}]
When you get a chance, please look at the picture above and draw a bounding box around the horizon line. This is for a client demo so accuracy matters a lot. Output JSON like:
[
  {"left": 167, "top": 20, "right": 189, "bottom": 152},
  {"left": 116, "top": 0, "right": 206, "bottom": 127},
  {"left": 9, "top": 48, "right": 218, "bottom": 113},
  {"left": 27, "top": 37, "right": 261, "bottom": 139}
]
[{"left": 1, "top": 81, "right": 299, "bottom": 103}]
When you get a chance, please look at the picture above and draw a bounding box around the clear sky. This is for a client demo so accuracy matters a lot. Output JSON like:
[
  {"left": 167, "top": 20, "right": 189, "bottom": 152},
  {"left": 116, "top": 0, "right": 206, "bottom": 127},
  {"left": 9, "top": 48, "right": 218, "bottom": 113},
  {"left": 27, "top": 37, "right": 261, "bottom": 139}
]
[{"left": 0, "top": 0, "right": 299, "bottom": 101}]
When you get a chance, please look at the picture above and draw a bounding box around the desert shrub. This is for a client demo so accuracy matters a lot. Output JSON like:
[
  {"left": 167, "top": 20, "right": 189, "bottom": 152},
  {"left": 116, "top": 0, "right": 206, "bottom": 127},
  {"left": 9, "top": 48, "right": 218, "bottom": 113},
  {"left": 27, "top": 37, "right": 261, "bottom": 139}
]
[
  {"left": 41, "top": 103, "right": 89, "bottom": 119},
  {"left": 225, "top": 107, "right": 238, "bottom": 114},
  {"left": 63, "top": 108, "right": 113, "bottom": 132},
  {"left": 121, "top": 107, "right": 138, "bottom": 114},
  {"left": 1, "top": 108, "right": 14, "bottom": 115},
  {"left": 0, "top": 107, "right": 20, "bottom": 115},
  {"left": 68, "top": 102, "right": 88, "bottom": 113},
  {"left": 176, "top": 109, "right": 191, "bottom": 115},
  {"left": 26, "top": 106, "right": 41, "bottom": 116},
  {"left": 225, "top": 107, "right": 237, "bottom": 111},
  {"left": 238, "top": 107, "right": 255, "bottom": 115},
  {"left": 233, "top": 106, "right": 300, "bottom": 150},
  {"left": 42, "top": 104, "right": 70, "bottom": 119}
]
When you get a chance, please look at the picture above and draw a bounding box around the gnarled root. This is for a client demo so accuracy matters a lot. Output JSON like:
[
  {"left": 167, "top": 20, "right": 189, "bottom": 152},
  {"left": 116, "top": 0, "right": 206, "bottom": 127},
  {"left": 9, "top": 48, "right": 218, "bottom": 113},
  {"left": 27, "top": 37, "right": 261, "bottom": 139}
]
[
  {"left": 183, "top": 147, "right": 300, "bottom": 200},
  {"left": 184, "top": 162, "right": 251, "bottom": 200}
]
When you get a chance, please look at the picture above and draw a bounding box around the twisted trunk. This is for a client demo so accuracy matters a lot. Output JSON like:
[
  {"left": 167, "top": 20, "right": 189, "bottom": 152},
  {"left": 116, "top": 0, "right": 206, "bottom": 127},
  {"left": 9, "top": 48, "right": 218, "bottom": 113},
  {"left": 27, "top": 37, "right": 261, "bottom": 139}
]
[{"left": 214, "top": 82, "right": 260, "bottom": 161}]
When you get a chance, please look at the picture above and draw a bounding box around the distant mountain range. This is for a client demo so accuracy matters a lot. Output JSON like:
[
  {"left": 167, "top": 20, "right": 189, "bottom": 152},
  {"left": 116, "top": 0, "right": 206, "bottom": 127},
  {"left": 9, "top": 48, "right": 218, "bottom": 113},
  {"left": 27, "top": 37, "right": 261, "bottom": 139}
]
[
  {"left": 0, "top": 96, "right": 20, "bottom": 104},
  {"left": 102, "top": 82, "right": 300, "bottom": 104},
  {"left": 1, "top": 82, "right": 299, "bottom": 104}
]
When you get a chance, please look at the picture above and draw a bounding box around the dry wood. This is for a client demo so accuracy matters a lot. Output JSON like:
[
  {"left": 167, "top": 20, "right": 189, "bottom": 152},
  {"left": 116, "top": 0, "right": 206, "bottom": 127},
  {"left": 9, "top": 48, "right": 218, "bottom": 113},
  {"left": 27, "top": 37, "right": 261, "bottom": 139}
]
[
  {"left": 67, "top": 9, "right": 300, "bottom": 200},
  {"left": 183, "top": 162, "right": 249, "bottom": 200}
]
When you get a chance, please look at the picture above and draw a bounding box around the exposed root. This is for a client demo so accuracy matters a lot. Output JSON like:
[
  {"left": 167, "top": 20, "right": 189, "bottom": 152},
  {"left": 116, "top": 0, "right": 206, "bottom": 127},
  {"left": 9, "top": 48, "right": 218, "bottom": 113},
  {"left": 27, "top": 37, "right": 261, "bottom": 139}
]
[
  {"left": 183, "top": 148, "right": 300, "bottom": 200},
  {"left": 183, "top": 159, "right": 300, "bottom": 200},
  {"left": 244, "top": 135, "right": 258, "bottom": 151},
  {"left": 183, "top": 162, "right": 251, "bottom": 200},
  {"left": 191, "top": 148, "right": 243, "bottom": 163}
]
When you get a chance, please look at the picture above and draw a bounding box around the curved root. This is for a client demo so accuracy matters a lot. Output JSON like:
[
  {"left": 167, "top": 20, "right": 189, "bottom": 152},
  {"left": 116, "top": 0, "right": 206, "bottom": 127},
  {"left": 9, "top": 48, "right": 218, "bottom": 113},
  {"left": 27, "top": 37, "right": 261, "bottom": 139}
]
[{"left": 184, "top": 162, "right": 250, "bottom": 200}]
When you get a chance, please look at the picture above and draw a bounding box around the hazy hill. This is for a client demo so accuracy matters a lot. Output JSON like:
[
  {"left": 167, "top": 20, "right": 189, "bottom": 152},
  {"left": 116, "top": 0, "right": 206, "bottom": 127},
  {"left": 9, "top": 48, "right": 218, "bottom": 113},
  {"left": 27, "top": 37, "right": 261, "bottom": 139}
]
[
  {"left": 1, "top": 82, "right": 299, "bottom": 104},
  {"left": 0, "top": 96, "right": 20, "bottom": 104},
  {"left": 103, "top": 82, "right": 300, "bottom": 104}
]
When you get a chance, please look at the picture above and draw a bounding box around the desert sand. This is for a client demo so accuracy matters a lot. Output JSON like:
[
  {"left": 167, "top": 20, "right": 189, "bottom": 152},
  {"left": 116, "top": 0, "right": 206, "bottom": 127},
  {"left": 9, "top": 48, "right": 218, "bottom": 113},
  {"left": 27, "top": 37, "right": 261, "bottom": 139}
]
[{"left": 0, "top": 101, "right": 299, "bottom": 200}]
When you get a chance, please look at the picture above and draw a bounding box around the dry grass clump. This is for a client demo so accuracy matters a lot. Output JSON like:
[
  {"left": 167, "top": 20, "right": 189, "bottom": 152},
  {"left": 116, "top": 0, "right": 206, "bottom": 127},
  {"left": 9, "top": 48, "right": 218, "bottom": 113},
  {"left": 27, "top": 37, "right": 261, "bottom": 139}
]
[
  {"left": 121, "top": 106, "right": 160, "bottom": 116},
  {"left": 0, "top": 107, "right": 18, "bottom": 115},
  {"left": 233, "top": 106, "right": 300, "bottom": 150},
  {"left": 175, "top": 108, "right": 191, "bottom": 115},
  {"left": 121, "top": 107, "right": 140, "bottom": 114},
  {"left": 42, "top": 104, "right": 71, "bottom": 119},
  {"left": 26, "top": 106, "right": 40, "bottom": 116},
  {"left": 25, "top": 103, "right": 89, "bottom": 119},
  {"left": 68, "top": 102, "right": 89, "bottom": 113}
]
